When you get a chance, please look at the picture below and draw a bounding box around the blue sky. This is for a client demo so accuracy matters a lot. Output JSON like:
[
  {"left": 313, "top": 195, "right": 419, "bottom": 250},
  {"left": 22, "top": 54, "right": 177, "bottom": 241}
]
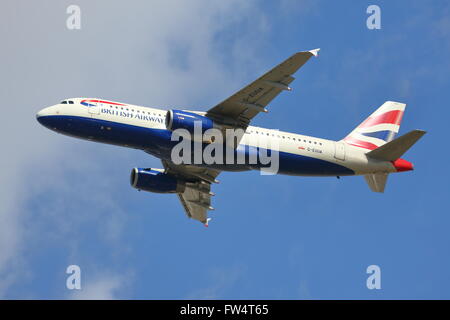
[{"left": 1, "top": 0, "right": 449, "bottom": 299}]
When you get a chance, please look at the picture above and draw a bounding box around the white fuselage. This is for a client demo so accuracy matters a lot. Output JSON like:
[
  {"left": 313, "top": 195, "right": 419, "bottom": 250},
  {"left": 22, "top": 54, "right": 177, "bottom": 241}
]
[{"left": 36, "top": 98, "right": 398, "bottom": 177}]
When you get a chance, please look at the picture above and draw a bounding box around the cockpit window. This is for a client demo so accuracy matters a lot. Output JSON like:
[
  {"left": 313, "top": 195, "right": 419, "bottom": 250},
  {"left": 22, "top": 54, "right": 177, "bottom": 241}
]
[
  {"left": 68, "top": 101, "right": 74, "bottom": 104},
  {"left": 61, "top": 100, "right": 67, "bottom": 104}
]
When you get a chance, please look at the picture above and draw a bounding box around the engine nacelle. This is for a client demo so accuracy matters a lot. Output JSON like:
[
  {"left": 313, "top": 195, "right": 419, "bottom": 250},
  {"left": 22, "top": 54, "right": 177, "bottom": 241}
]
[
  {"left": 165, "top": 109, "right": 219, "bottom": 133},
  {"left": 130, "top": 168, "right": 185, "bottom": 193}
]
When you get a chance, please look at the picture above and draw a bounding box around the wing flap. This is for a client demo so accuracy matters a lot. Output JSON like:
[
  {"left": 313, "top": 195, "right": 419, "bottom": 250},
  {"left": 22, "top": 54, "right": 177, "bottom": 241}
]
[
  {"left": 207, "top": 49, "right": 319, "bottom": 126},
  {"left": 162, "top": 160, "right": 220, "bottom": 225},
  {"left": 177, "top": 185, "right": 213, "bottom": 224}
]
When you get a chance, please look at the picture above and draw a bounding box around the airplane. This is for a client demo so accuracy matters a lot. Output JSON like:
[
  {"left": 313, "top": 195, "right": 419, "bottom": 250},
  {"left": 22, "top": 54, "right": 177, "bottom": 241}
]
[{"left": 36, "top": 49, "right": 425, "bottom": 226}]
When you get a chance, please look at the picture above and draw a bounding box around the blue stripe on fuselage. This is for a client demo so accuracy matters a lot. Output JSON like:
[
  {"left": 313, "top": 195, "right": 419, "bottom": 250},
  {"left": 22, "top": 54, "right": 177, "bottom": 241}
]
[{"left": 37, "top": 115, "right": 354, "bottom": 176}]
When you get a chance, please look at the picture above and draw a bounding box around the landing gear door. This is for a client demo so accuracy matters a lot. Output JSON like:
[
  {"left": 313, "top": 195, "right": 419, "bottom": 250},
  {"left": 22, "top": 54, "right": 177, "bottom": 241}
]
[
  {"left": 334, "top": 142, "right": 346, "bottom": 161},
  {"left": 88, "top": 101, "right": 101, "bottom": 115}
]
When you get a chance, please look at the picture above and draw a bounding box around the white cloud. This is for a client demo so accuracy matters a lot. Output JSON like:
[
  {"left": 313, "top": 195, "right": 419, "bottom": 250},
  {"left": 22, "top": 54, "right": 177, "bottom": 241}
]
[
  {"left": 0, "top": 0, "right": 271, "bottom": 297},
  {"left": 70, "top": 272, "right": 131, "bottom": 300},
  {"left": 186, "top": 264, "right": 246, "bottom": 299}
]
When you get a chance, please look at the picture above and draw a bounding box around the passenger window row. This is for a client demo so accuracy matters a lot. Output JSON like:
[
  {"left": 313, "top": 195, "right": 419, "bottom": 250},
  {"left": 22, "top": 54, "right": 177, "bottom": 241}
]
[
  {"left": 247, "top": 130, "right": 323, "bottom": 146},
  {"left": 107, "top": 105, "right": 164, "bottom": 116}
]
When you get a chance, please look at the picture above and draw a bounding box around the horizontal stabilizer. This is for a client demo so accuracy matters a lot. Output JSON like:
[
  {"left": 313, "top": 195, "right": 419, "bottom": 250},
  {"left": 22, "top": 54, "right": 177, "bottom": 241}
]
[
  {"left": 364, "top": 173, "right": 388, "bottom": 193},
  {"left": 366, "top": 129, "right": 426, "bottom": 161}
]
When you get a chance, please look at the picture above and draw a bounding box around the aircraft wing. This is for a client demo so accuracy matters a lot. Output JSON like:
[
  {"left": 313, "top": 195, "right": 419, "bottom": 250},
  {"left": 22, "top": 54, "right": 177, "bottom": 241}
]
[
  {"left": 162, "top": 160, "right": 220, "bottom": 226},
  {"left": 206, "top": 49, "right": 319, "bottom": 128}
]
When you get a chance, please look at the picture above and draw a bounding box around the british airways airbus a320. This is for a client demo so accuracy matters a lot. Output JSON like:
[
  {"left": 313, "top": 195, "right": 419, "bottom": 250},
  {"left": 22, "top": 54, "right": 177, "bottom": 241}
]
[{"left": 36, "top": 49, "right": 425, "bottom": 226}]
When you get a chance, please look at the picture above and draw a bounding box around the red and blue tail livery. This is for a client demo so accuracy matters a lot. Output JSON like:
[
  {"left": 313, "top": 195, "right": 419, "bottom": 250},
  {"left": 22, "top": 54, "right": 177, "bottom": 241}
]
[{"left": 343, "top": 101, "right": 405, "bottom": 150}]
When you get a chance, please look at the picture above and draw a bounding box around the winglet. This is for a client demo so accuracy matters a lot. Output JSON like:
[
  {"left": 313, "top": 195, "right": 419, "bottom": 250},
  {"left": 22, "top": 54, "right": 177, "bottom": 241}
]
[
  {"left": 204, "top": 218, "right": 212, "bottom": 227},
  {"left": 309, "top": 48, "right": 320, "bottom": 57}
]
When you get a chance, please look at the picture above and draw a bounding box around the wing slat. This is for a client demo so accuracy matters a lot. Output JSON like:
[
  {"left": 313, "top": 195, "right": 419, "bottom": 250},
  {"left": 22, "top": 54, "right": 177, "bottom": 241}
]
[{"left": 206, "top": 50, "right": 319, "bottom": 126}]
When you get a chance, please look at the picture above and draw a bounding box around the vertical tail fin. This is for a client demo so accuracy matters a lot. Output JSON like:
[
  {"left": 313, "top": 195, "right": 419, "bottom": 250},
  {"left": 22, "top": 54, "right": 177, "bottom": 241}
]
[{"left": 343, "top": 101, "right": 406, "bottom": 150}]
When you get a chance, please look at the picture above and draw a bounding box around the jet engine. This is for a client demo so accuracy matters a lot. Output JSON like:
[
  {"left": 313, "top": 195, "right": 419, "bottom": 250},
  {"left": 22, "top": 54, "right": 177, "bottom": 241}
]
[
  {"left": 130, "top": 168, "right": 185, "bottom": 193},
  {"left": 165, "top": 109, "right": 220, "bottom": 133}
]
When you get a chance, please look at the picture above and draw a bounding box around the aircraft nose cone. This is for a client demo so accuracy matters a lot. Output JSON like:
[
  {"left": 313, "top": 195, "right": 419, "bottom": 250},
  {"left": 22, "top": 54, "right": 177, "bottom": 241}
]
[
  {"left": 36, "top": 109, "right": 47, "bottom": 126},
  {"left": 36, "top": 109, "right": 44, "bottom": 119},
  {"left": 36, "top": 107, "right": 49, "bottom": 118},
  {"left": 36, "top": 106, "right": 55, "bottom": 128}
]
